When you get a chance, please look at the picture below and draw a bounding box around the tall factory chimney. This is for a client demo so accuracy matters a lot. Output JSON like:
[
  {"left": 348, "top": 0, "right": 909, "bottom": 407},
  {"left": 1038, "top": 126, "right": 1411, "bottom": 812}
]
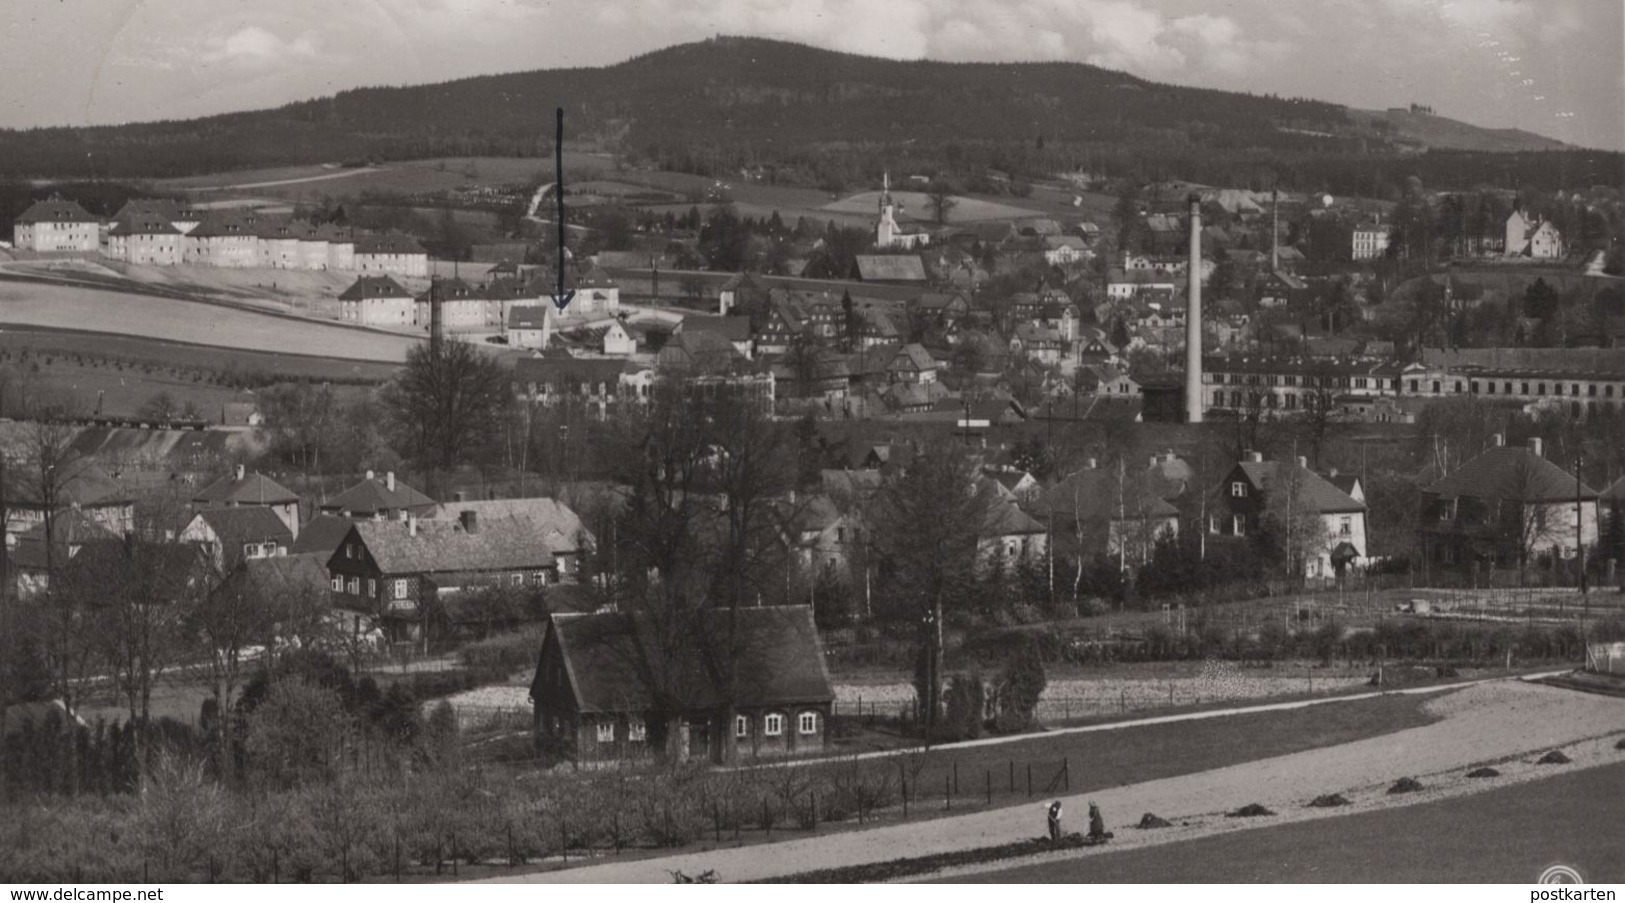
[
  {"left": 1270, "top": 188, "right": 1280, "bottom": 272},
  {"left": 1184, "top": 193, "right": 1203, "bottom": 424},
  {"left": 429, "top": 276, "right": 444, "bottom": 351}
]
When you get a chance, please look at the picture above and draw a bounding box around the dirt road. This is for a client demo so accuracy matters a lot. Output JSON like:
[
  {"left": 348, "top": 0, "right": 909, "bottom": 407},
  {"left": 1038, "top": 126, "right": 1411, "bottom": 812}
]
[{"left": 478, "top": 679, "right": 1625, "bottom": 883}]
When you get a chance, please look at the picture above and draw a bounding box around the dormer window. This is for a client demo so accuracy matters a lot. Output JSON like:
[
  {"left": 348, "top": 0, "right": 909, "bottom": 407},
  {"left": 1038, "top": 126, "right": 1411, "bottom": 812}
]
[{"left": 1230, "top": 482, "right": 1247, "bottom": 498}]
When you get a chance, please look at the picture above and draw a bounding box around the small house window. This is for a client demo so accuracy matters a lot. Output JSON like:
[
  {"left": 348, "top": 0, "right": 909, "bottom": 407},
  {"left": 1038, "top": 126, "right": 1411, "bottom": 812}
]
[
  {"left": 798, "top": 712, "right": 817, "bottom": 735},
  {"left": 764, "top": 713, "right": 784, "bottom": 737},
  {"left": 628, "top": 718, "right": 646, "bottom": 742},
  {"left": 366, "top": 579, "right": 376, "bottom": 597},
  {"left": 1339, "top": 516, "right": 1352, "bottom": 536},
  {"left": 735, "top": 715, "right": 749, "bottom": 739},
  {"left": 347, "top": 577, "right": 360, "bottom": 594},
  {"left": 596, "top": 722, "right": 613, "bottom": 743},
  {"left": 1230, "top": 482, "right": 1246, "bottom": 497},
  {"left": 1232, "top": 514, "right": 1246, "bottom": 536},
  {"left": 393, "top": 579, "right": 409, "bottom": 599},
  {"left": 331, "top": 576, "right": 342, "bottom": 591}
]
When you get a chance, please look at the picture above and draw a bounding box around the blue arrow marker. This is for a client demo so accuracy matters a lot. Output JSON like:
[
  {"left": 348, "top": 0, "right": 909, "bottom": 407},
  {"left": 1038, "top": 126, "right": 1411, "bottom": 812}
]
[{"left": 551, "top": 107, "right": 574, "bottom": 313}]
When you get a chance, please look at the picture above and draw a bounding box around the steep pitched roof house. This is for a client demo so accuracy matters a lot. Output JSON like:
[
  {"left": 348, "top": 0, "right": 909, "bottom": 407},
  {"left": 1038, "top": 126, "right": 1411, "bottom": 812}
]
[
  {"left": 320, "top": 471, "right": 437, "bottom": 520},
  {"left": 1420, "top": 436, "right": 1596, "bottom": 571},
  {"left": 529, "top": 605, "right": 834, "bottom": 763},
  {"left": 191, "top": 465, "right": 301, "bottom": 540}
]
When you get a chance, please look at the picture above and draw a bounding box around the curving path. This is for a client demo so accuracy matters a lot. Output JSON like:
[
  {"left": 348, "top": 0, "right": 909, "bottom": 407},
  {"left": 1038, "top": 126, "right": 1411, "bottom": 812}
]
[{"left": 475, "top": 678, "right": 1625, "bottom": 884}]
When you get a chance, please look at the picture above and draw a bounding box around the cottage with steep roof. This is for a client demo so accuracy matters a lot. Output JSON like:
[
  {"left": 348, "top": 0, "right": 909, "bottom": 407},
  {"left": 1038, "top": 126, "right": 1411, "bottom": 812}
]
[
  {"left": 191, "top": 464, "right": 300, "bottom": 540},
  {"left": 178, "top": 507, "right": 292, "bottom": 572},
  {"left": 12, "top": 197, "right": 99, "bottom": 253},
  {"left": 529, "top": 605, "right": 834, "bottom": 763},
  {"left": 506, "top": 305, "right": 555, "bottom": 349},
  {"left": 327, "top": 515, "right": 558, "bottom": 641}
]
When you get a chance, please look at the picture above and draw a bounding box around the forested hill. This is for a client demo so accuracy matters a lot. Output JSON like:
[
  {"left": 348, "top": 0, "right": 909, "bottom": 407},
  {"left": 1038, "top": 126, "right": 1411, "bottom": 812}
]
[{"left": 0, "top": 36, "right": 1597, "bottom": 188}]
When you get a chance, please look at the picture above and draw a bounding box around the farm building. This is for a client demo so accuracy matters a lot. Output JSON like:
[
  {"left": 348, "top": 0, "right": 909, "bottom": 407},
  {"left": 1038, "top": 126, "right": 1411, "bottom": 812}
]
[{"left": 528, "top": 605, "right": 834, "bottom": 764}]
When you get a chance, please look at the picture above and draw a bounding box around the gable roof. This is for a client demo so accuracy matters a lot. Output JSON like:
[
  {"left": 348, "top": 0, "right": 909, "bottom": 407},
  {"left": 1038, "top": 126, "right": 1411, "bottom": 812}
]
[
  {"left": 338, "top": 275, "right": 413, "bottom": 301},
  {"left": 9, "top": 459, "right": 129, "bottom": 509},
  {"left": 507, "top": 305, "right": 552, "bottom": 330},
  {"left": 1425, "top": 446, "right": 1595, "bottom": 503},
  {"left": 230, "top": 553, "right": 331, "bottom": 611},
  {"left": 428, "top": 497, "right": 593, "bottom": 553},
  {"left": 680, "top": 315, "right": 752, "bottom": 343},
  {"left": 535, "top": 605, "right": 833, "bottom": 714},
  {"left": 891, "top": 343, "right": 938, "bottom": 373},
  {"left": 355, "top": 232, "right": 426, "bottom": 255},
  {"left": 11, "top": 510, "right": 117, "bottom": 570},
  {"left": 347, "top": 518, "right": 555, "bottom": 575},
  {"left": 322, "top": 473, "right": 437, "bottom": 517},
  {"left": 15, "top": 197, "right": 96, "bottom": 225},
  {"left": 854, "top": 255, "right": 927, "bottom": 282},
  {"left": 1234, "top": 460, "right": 1367, "bottom": 513},
  {"left": 290, "top": 513, "right": 354, "bottom": 557},
  {"left": 193, "top": 471, "right": 299, "bottom": 506},
  {"left": 1034, "top": 467, "right": 1179, "bottom": 522},
  {"left": 192, "top": 506, "right": 293, "bottom": 547}
]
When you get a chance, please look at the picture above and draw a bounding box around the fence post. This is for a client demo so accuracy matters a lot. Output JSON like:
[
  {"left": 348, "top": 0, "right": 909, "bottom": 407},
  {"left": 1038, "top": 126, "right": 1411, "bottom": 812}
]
[
  {"left": 1063, "top": 757, "right": 1070, "bottom": 792},
  {"left": 945, "top": 774, "right": 952, "bottom": 811},
  {"left": 1027, "top": 763, "right": 1032, "bottom": 797},
  {"left": 986, "top": 769, "right": 992, "bottom": 806}
]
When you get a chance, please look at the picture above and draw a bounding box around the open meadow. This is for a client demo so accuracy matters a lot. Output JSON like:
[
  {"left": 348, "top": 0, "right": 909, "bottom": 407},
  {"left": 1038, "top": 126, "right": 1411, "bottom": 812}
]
[
  {"left": 151, "top": 155, "right": 609, "bottom": 203},
  {"left": 0, "top": 280, "right": 421, "bottom": 362}
]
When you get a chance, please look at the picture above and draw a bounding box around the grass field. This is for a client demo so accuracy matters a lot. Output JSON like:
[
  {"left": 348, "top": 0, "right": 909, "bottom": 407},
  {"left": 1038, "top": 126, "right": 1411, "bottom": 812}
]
[
  {"left": 153, "top": 155, "right": 610, "bottom": 204},
  {"left": 0, "top": 326, "right": 401, "bottom": 383},
  {"left": 824, "top": 190, "right": 1045, "bottom": 222},
  {"left": 0, "top": 280, "right": 420, "bottom": 362},
  {"left": 964, "top": 758, "right": 1625, "bottom": 883}
]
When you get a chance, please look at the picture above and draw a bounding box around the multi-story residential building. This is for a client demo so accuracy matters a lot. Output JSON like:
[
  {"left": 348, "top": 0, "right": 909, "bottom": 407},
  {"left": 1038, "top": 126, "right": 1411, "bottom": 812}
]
[
  {"left": 1351, "top": 221, "right": 1391, "bottom": 260},
  {"left": 1418, "top": 436, "right": 1596, "bottom": 573},
  {"left": 178, "top": 507, "right": 292, "bottom": 573},
  {"left": 190, "top": 465, "right": 301, "bottom": 540},
  {"left": 11, "top": 197, "right": 100, "bottom": 253},
  {"left": 1209, "top": 452, "right": 1368, "bottom": 579},
  {"left": 102, "top": 202, "right": 186, "bottom": 265},
  {"left": 338, "top": 275, "right": 416, "bottom": 327},
  {"left": 506, "top": 305, "right": 554, "bottom": 348},
  {"left": 320, "top": 471, "right": 437, "bottom": 521},
  {"left": 354, "top": 233, "right": 429, "bottom": 278},
  {"left": 1506, "top": 210, "right": 1564, "bottom": 259}
]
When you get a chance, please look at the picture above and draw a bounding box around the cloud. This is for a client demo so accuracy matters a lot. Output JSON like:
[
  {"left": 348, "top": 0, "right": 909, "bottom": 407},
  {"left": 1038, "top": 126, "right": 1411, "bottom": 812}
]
[{"left": 199, "top": 26, "right": 319, "bottom": 68}]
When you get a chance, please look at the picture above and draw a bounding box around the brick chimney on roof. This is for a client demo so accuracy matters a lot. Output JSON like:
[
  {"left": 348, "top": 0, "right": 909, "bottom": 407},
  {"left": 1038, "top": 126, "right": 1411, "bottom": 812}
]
[{"left": 1528, "top": 437, "right": 1544, "bottom": 457}]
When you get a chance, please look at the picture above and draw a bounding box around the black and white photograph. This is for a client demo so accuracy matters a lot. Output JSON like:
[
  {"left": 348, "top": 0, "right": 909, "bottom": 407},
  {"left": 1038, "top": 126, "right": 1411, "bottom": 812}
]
[{"left": 0, "top": 0, "right": 1622, "bottom": 888}]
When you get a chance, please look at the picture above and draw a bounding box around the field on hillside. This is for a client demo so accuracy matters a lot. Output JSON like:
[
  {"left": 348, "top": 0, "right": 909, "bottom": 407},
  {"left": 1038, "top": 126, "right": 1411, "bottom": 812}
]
[
  {"left": 0, "top": 327, "right": 401, "bottom": 383},
  {"left": 825, "top": 190, "right": 1045, "bottom": 222},
  {"left": 0, "top": 281, "right": 420, "bottom": 362},
  {"left": 152, "top": 154, "right": 610, "bottom": 202}
]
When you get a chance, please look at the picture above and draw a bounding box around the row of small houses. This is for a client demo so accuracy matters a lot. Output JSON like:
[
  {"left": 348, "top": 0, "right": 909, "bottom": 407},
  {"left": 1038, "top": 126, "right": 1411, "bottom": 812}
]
[{"left": 11, "top": 197, "right": 429, "bottom": 277}]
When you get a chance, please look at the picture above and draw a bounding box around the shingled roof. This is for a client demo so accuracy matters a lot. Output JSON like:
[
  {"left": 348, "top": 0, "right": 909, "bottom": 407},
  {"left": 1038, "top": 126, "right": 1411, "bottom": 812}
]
[
  {"left": 1426, "top": 445, "right": 1595, "bottom": 503},
  {"left": 322, "top": 472, "right": 436, "bottom": 518},
  {"left": 190, "top": 506, "right": 293, "bottom": 548},
  {"left": 1034, "top": 467, "right": 1179, "bottom": 523},
  {"left": 355, "top": 232, "right": 426, "bottom": 254},
  {"left": 427, "top": 497, "right": 594, "bottom": 554},
  {"left": 1235, "top": 460, "right": 1367, "bottom": 513},
  {"left": 854, "top": 255, "right": 927, "bottom": 282},
  {"left": 533, "top": 605, "right": 833, "bottom": 714},
  {"left": 192, "top": 470, "right": 299, "bottom": 506},
  {"left": 345, "top": 518, "right": 555, "bottom": 576}
]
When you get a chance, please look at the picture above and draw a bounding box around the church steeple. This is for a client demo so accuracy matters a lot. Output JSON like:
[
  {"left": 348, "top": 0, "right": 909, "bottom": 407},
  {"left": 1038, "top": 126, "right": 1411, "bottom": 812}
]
[{"left": 880, "top": 170, "right": 892, "bottom": 212}]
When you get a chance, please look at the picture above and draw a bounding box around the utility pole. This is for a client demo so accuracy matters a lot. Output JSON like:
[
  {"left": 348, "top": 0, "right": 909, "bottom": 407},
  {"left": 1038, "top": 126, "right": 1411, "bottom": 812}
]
[{"left": 1577, "top": 451, "right": 1588, "bottom": 602}]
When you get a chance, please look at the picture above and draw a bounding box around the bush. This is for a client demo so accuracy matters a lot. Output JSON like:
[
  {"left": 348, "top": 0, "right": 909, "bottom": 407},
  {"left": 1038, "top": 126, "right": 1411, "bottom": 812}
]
[
  {"left": 1536, "top": 750, "right": 1571, "bottom": 765},
  {"left": 1307, "top": 793, "right": 1350, "bottom": 807},
  {"left": 992, "top": 642, "right": 1046, "bottom": 733},
  {"left": 1465, "top": 767, "right": 1500, "bottom": 778},
  {"left": 943, "top": 672, "right": 986, "bottom": 741},
  {"left": 1226, "top": 803, "right": 1275, "bottom": 817},
  {"left": 244, "top": 676, "right": 349, "bottom": 788}
]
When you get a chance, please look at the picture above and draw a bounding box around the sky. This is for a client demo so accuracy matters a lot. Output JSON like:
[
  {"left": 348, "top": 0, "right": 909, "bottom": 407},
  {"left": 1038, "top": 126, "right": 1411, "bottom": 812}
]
[{"left": 0, "top": 0, "right": 1620, "bottom": 151}]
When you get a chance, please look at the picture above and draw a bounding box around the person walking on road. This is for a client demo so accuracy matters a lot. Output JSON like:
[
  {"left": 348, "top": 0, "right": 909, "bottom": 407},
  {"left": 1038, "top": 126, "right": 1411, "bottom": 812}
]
[{"left": 1046, "top": 800, "right": 1063, "bottom": 842}]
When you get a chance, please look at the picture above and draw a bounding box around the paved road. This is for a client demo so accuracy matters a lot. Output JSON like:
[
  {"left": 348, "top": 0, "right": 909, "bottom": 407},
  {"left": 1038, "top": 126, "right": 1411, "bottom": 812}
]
[
  {"left": 0, "top": 281, "right": 419, "bottom": 362},
  {"left": 475, "top": 675, "right": 1614, "bottom": 884}
]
